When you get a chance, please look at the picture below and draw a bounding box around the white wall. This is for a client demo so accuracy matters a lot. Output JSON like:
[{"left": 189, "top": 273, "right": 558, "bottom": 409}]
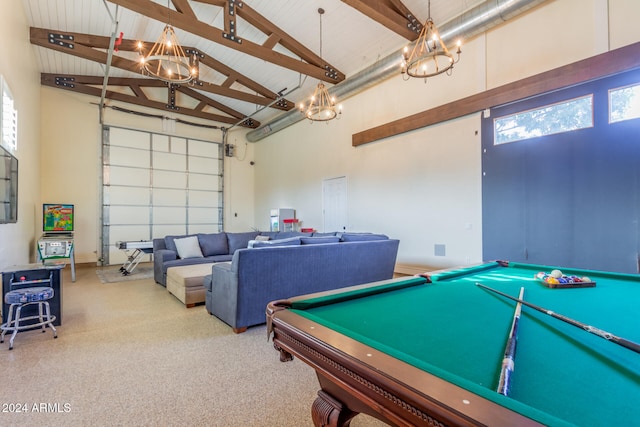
[
  {"left": 250, "top": 0, "right": 640, "bottom": 273},
  {"left": 0, "top": 2, "right": 42, "bottom": 270}
]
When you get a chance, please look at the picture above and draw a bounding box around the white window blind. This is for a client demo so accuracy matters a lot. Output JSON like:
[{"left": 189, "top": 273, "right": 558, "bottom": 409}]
[{"left": 1, "top": 76, "right": 18, "bottom": 151}]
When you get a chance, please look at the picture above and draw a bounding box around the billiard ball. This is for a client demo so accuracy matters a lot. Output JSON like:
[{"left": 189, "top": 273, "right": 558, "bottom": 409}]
[{"left": 550, "top": 269, "right": 563, "bottom": 278}]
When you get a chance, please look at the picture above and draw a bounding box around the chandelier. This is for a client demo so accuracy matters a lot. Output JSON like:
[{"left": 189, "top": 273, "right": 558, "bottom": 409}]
[
  {"left": 137, "top": 3, "right": 199, "bottom": 84},
  {"left": 299, "top": 8, "right": 342, "bottom": 122},
  {"left": 401, "top": 0, "right": 461, "bottom": 80}
]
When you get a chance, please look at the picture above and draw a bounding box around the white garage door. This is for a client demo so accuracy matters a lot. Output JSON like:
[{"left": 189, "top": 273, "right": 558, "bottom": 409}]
[{"left": 101, "top": 126, "right": 223, "bottom": 265}]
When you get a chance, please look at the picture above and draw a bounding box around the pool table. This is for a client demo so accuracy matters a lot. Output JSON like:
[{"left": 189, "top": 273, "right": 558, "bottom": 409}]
[{"left": 266, "top": 261, "right": 640, "bottom": 427}]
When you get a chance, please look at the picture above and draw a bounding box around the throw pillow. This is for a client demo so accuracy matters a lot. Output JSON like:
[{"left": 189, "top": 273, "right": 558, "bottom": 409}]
[
  {"left": 164, "top": 234, "right": 196, "bottom": 253},
  {"left": 174, "top": 236, "right": 204, "bottom": 259},
  {"left": 198, "top": 232, "right": 228, "bottom": 256}
]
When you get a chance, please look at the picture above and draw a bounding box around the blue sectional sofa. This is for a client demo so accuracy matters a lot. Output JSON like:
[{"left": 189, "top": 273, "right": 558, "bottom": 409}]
[
  {"left": 203, "top": 233, "right": 400, "bottom": 333},
  {"left": 153, "top": 231, "right": 310, "bottom": 286}
]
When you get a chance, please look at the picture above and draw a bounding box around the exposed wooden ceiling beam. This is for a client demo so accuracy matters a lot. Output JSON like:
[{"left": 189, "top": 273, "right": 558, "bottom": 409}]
[
  {"left": 171, "top": 0, "right": 197, "bottom": 20},
  {"left": 341, "top": 0, "right": 421, "bottom": 41},
  {"left": 41, "top": 73, "right": 260, "bottom": 128},
  {"left": 30, "top": 27, "right": 294, "bottom": 111},
  {"left": 109, "top": 0, "right": 345, "bottom": 83}
]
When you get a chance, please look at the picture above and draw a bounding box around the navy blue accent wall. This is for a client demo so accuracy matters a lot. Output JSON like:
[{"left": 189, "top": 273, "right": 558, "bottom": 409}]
[{"left": 482, "top": 69, "right": 640, "bottom": 273}]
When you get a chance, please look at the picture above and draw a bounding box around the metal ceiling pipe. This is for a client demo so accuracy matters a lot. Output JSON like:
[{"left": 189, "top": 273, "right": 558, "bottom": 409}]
[{"left": 246, "top": 0, "right": 549, "bottom": 142}]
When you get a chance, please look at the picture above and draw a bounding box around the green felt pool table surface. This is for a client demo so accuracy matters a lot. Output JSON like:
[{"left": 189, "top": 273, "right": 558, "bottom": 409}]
[{"left": 284, "top": 261, "right": 640, "bottom": 426}]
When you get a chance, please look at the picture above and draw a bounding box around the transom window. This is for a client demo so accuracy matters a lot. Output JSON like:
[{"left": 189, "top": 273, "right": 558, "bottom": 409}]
[
  {"left": 609, "top": 83, "right": 640, "bottom": 123},
  {"left": 493, "top": 95, "right": 593, "bottom": 145}
]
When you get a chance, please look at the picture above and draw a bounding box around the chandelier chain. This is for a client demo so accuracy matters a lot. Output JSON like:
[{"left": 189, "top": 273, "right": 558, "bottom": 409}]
[{"left": 319, "top": 8, "right": 324, "bottom": 71}]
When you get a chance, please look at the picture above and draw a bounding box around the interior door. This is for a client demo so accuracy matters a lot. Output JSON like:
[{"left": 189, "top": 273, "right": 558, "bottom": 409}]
[{"left": 322, "top": 176, "right": 348, "bottom": 233}]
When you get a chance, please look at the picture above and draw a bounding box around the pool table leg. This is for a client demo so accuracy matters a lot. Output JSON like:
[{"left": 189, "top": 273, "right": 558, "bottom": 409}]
[
  {"left": 273, "top": 343, "right": 294, "bottom": 362},
  {"left": 312, "top": 390, "right": 357, "bottom": 427}
]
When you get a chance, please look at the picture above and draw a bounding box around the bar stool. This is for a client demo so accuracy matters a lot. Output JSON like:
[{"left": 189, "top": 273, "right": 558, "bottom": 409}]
[{"left": 1, "top": 287, "right": 58, "bottom": 350}]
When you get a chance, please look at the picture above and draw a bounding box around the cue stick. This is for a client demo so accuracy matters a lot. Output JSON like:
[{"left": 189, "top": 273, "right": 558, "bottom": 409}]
[
  {"left": 497, "top": 287, "right": 525, "bottom": 396},
  {"left": 476, "top": 283, "right": 640, "bottom": 354}
]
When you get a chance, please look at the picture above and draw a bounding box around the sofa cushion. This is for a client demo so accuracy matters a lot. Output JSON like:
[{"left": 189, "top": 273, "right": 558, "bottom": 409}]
[
  {"left": 198, "top": 232, "right": 229, "bottom": 257},
  {"left": 277, "top": 231, "right": 313, "bottom": 239},
  {"left": 340, "top": 233, "right": 389, "bottom": 242},
  {"left": 301, "top": 236, "right": 341, "bottom": 245},
  {"left": 174, "top": 235, "right": 204, "bottom": 259},
  {"left": 227, "top": 231, "right": 260, "bottom": 254},
  {"left": 252, "top": 237, "right": 301, "bottom": 248}
]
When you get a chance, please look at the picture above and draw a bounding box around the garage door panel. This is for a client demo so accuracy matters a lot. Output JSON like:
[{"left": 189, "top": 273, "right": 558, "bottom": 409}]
[
  {"left": 109, "top": 224, "right": 151, "bottom": 243},
  {"left": 153, "top": 170, "right": 186, "bottom": 189},
  {"left": 189, "top": 156, "right": 219, "bottom": 174},
  {"left": 153, "top": 206, "right": 185, "bottom": 224},
  {"left": 189, "top": 140, "right": 218, "bottom": 157},
  {"left": 110, "top": 146, "right": 150, "bottom": 168},
  {"left": 188, "top": 224, "right": 220, "bottom": 234},
  {"left": 110, "top": 206, "right": 150, "bottom": 225},
  {"left": 109, "top": 166, "right": 149, "bottom": 187},
  {"left": 188, "top": 207, "right": 218, "bottom": 224},
  {"left": 188, "top": 190, "right": 220, "bottom": 207},
  {"left": 153, "top": 151, "right": 186, "bottom": 171},
  {"left": 152, "top": 225, "right": 188, "bottom": 239},
  {"left": 189, "top": 173, "right": 218, "bottom": 191},
  {"left": 111, "top": 128, "right": 149, "bottom": 150},
  {"left": 109, "top": 186, "right": 150, "bottom": 205},
  {"left": 153, "top": 188, "right": 186, "bottom": 206}
]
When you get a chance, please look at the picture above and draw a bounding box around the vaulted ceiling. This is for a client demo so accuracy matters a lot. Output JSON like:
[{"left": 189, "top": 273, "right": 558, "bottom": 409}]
[{"left": 23, "top": 0, "right": 478, "bottom": 129}]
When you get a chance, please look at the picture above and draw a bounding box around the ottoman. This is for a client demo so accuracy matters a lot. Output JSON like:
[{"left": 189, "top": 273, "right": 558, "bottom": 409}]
[{"left": 166, "top": 263, "right": 215, "bottom": 307}]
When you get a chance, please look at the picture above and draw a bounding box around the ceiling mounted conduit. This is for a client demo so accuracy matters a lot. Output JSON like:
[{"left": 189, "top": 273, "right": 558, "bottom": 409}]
[{"left": 246, "top": 0, "right": 549, "bottom": 143}]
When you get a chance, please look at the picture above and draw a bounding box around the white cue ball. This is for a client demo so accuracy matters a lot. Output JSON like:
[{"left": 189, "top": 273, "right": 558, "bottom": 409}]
[{"left": 550, "top": 269, "right": 563, "bottom": 278}]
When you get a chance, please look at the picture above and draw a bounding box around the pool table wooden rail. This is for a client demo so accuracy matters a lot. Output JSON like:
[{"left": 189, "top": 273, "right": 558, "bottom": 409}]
[{"left": 267, "top": 299, "right": 544, "bottom": 427}]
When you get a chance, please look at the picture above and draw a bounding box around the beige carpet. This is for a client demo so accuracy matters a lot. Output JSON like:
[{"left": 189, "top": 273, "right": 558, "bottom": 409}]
[{"left": 0, "top": 265, "right": 386, "bottom": 427}]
